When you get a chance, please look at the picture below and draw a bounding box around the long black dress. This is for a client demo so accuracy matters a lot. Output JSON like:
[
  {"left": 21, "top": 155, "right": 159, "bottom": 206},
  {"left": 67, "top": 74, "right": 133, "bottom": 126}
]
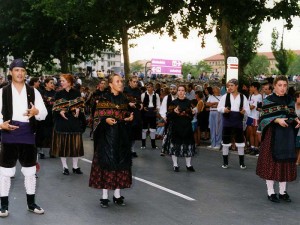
[
  {"left": 89, "top": 92, "right": 132, "bottom": 189},
  {"left": 36, "top": 89, "right": 56, "bottom": 148},
  {"left": 123, "top": 86, "right": 142, "bottom": 140},
  {"left": 163, "top": 98, "right": 196, "bottom": 157},
  {"left": 51, "top": 88, "right": 85, "bottom": 157}
]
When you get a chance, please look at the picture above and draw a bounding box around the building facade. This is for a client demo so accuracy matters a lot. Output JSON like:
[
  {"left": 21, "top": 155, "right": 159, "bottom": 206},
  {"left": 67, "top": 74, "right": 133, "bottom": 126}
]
[{"left": 203, "top": 50, "right": 300, "bottom": 76}]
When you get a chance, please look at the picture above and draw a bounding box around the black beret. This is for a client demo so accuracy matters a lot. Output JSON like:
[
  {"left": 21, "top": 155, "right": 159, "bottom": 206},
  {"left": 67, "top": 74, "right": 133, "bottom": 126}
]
[{"left": 9, "top": 58, "right": 26, "bottom": 70}]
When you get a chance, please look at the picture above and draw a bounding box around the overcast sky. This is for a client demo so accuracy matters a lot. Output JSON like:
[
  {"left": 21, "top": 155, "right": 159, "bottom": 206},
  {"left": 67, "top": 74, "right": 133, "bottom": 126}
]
[{"left": 128, "top": 17, "right": 300, "bottom": 64}]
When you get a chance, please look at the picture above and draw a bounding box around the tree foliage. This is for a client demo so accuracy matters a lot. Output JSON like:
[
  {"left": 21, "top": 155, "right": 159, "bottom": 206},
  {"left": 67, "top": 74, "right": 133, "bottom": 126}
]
[
  {"left": 288, "top": 55, "right": 300, "bottom": 75},
  {"left": 244, "top": 55, "right": 269, "bottom": 79},
  {"left": 182, "top": 61, "right": 212, "bottom": 78},
  {"left": 165, "top": 0, "right": 299, "bottom": 80},
  {"left": 271, "top": 28, "right": 289, "bottom": 75}
]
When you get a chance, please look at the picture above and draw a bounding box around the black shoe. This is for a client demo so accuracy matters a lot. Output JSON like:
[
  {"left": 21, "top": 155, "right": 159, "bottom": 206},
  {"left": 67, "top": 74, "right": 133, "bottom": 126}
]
[
  {"left": 113, "top": 196, "right": 125, "bottom": 206},
  {"left": 279, "top": 192, "right": 291, "bottom": 202},
  {"left": 131, "top": 152, "right": 138, "bottom": 158},
  {"left": 249, "top": 149, "right": 259, "bottom": 156},
  {"left": 38, "top": 153, "right": 45, "bottom": 159},
  {"left": 27, "top": 203, "right": 45, "bottom": 214},
  {"left": 160, "top": 152, "right": 165, "bottom": 156},
  {"left": 186, "top": 166, "right": 195, "bottom": 172},
  {"left": 72, "top": 168, "right": 83, "bottom": 174},
  {"left": 268, "top": 194, "right": 280, "bottom": 203},
  {"left": 173, "top": 166, "right": 179, "bottom": 172},
  {"left": 100, "top": 199, "right": 110, "bottom": 208},
  {"left": 63, "top": 168, "right": 70, "bottom": 175}
]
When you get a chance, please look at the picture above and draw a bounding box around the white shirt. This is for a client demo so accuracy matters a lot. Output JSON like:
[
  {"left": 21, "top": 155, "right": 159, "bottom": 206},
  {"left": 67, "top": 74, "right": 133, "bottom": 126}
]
[
  {"left": 217, "top": 93, "right": 250, "bottom": 115},
  {"left": 207, "top": 95, "right": 222, "bottom": 111},
  {"left": 141, "top": 91, "right": 160, "bottom": 110},
  {"left": 248, "top": 94, "right": 262, "bottom": 120},
  {"left": 159, "top": 94, "right": 177, "bottom": 118},
  {"left": 0, "top": 84, "right": 48, "bottom": 123}
]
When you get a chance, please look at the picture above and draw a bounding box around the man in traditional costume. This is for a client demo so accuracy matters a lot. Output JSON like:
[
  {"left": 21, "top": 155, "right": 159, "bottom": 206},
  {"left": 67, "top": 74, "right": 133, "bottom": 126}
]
[
  {"left": 0, "top": 59, "right": 47, "bottom": 217},
  {"left": 217, "top": 79, "right": 250, "bottom": 169},
  {"left": 141, "top": 82, "right": 160, "bottom": 149}
]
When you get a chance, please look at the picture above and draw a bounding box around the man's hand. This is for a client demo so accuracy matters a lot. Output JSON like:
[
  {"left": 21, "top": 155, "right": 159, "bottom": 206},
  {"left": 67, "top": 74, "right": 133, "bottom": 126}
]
[
  {"left": 0, "top": 120, "right": 19, "bottom": 131},
  {"left": 224, "top": 107, "right": 231, "bottom": 113},
  {"left": 24, "top": 102, "right": 39, "bottom": 118}
]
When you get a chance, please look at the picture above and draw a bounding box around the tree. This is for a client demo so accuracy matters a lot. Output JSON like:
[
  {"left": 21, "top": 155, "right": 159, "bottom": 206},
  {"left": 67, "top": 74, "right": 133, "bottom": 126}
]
[
  {"left": 271, "top": 28, "right": 289, "bottom": 75},
  {"left": 244, "top": 55, "right": 270, "bottom": 79},
  {"left": 182, "top": 61, "right": 212, "bottom": 78},
  {"left": 130, "top": 61, "right": 144, "bottom": 73},
  {"left": 288, "top": 55, "right": 300, "bottom": 75},
  {"left": 0, "top": 0, "right": 114, "bottom": 74},
  {"left": 167, "top": 1, "right": 299, "bottom": 80},
  {"left": 31, "top": 0, "right": 184, "bottom": 80}
]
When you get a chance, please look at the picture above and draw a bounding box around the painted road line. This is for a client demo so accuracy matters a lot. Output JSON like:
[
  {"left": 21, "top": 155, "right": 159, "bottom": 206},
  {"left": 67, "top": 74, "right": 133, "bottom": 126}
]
[{"left": 80, "top": 157, "right": 196, "bottom": 201}]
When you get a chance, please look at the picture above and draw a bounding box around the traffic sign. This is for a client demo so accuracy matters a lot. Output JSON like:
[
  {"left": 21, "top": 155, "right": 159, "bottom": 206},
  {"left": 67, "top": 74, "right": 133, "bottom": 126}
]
[{"left": 226, "top": 57, "right": 239, "bottom": 82}]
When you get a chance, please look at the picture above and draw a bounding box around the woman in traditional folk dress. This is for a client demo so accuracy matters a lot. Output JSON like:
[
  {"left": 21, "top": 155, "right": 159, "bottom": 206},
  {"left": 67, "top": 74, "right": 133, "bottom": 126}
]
[
  {"left": 294, "top": 91, "right": 300, "bottom": 165},
  {"left": 89, "top": 74, "right": 133, "bottom": 208},
  {"left": 163, "top": 85, "right": 196, "bottom": 172},
  {"left": 36, "top": 78, "right": 56, "bottom": 159},
  {"left": 51, "top": 74, "right": 85, "bottom": 175},
  {"left": 256, "top": 75, "right": 300, "bottom": 203}
]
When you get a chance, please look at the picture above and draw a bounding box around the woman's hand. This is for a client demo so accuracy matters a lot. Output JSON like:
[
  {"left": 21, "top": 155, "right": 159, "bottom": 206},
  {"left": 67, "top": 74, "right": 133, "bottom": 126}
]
[
  {"left": 174, "top": 106, "right": 180, "bottom": 114},
  {"left": 74, "top": 108, "right": 80, "bottom": 118},
  {"left": 295, "top": 118, "right": 300, "bottom": 128},
  {"left": 60, "top": 110, "right": 68, "bottom": 120},
  {"left": 275, "top": 118, "right": 288, "bottom": 127},
  {"left": 106, "top": 118, "right": 117, "bottom": 125},
  {"left": 124, "top": 112, "right": 134, "bottom": 122}
]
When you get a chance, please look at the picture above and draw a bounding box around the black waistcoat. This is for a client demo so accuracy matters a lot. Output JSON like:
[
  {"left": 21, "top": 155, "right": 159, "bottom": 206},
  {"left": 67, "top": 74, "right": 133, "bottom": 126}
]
[{"left": 2, "top": 84, "right": 36, "bottom": 131}]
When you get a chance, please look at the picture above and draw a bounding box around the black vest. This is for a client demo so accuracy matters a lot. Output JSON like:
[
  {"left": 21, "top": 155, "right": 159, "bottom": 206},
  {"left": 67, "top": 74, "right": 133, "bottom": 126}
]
[
  {"left": 2, "top": 84, "right": 36, "bottom": 131},
  {"left": 143, "top": 92, "right": 157, "bottom": 108},
  {"left": 224, "top": 93, "right": 244, "bottom": 119}
]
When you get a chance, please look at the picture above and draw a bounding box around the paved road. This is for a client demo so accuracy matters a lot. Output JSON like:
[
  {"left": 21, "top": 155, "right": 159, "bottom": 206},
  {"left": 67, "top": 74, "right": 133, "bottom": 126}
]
[{"left": 3, "top": 130, "right": 300, "bottom": 225}]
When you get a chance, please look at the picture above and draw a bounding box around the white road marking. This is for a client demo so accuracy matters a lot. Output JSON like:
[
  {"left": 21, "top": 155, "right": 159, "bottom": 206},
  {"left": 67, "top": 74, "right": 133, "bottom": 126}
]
[{"left": 80, "top": 157, "right": 196, "bottom": 201}]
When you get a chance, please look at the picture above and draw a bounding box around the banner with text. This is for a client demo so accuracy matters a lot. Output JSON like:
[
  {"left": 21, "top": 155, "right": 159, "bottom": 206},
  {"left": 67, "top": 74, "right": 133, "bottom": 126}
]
[{"left": 151, "top": 58, "right": 182, "bottom": 75}]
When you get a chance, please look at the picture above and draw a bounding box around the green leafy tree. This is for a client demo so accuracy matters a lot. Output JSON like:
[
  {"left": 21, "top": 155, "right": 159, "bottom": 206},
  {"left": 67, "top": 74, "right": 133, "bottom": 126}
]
[
  {"left": 271, "top": 28, "right": 291, "bottom": 75},
  {"left": 165, "top": 1, "right": 299, "bottom": 81},
  {"left": 244, "top": 55, "right": 270, "bottom": 80},
  {"left": 288, "top": 55, "right": 300, "bottom": 75},
  {"left": 182, "top": 61, "right": 212, "bottom": 78},
  {"left": 130, "top": 61, "right": 144, "bottom": 73},
  {"left": 31, "top": 0, "right": 184, "bottom": 80},
  {"left": 0, "top": 0, "right": 115, "bottom": 74}
]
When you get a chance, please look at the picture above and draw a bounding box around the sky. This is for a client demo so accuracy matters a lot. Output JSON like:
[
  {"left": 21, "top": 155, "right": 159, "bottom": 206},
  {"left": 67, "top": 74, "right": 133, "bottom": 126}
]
[{"left": 128, "top": 17, "right": 300, "bottom": 64}]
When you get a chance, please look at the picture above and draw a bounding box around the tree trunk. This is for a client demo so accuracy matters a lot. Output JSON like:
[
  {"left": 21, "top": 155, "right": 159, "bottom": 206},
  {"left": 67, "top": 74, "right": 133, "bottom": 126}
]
[
  {"left": 60, "top": 51, "right": 69, "bottom": 73},
  {"left": 121, "top": 26, "right": 130, "bottom": 81},
  {"left": 216, "top": 17, "right": 235, "bottom": 80}
]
